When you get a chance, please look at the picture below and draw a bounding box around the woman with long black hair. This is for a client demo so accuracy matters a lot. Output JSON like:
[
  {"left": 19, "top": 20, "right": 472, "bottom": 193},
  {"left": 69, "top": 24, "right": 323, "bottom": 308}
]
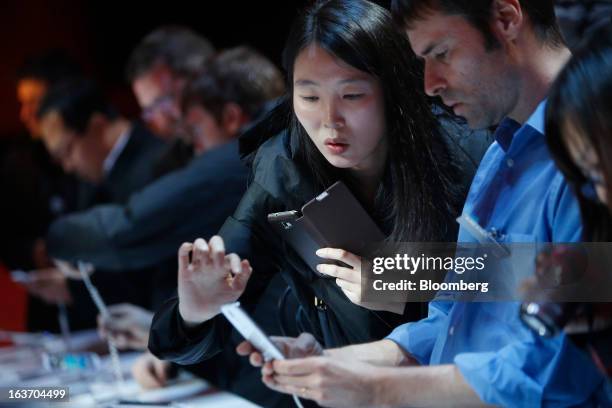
[
  {"left": 149, "top": 0, "right": 490, "bottom": 371},
  {"left": 542, "top": 24, "right": 612, "bottom": 380},
  {"left": 546, "top": 26, "right": 612, "bottom": 239}
]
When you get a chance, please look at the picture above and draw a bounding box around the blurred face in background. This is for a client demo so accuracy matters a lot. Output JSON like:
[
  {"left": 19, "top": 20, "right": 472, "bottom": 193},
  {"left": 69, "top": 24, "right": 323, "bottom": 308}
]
[
  {"left": 184, "top": 105, "right": 224, "bottom": 155},
  {"left": 184, "top": 103, "right": 246, "bottom": 155},
  {"left": 39, "top": 110, "right": 106, "bottom": 183},
  {"left": 17, "top": 78, "right": 48, "bottom": 138},
  {"left": 132, "top": 62, "right": 186, "bottom": 140}
]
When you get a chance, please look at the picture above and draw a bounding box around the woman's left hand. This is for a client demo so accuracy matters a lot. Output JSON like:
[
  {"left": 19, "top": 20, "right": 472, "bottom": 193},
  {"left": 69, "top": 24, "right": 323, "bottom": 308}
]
[{"left": 316, "top": 248, "right": 404, "bottom": 314}]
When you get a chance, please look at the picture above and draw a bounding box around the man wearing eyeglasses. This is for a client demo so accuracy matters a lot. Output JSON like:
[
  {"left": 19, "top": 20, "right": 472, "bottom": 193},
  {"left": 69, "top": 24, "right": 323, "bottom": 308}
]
[{"left": 126, "top": 26, "right": 215, "bottom": 177}]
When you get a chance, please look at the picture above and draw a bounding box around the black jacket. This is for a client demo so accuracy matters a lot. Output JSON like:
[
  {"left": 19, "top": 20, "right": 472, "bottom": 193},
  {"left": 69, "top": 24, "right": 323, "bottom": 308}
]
[
  {"left": 62, "top": 122, "right": 168, "bottom": 330},
  {"left": 148, "top": 109, "right": 493, "bottom": 365},
  {"left": 74, "top": 122, "right": 167, "bottom": 209}
]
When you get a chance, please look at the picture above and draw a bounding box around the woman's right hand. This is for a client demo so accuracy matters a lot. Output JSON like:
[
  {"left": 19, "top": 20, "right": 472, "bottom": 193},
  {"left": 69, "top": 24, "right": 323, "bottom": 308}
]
[{"left": 177, "top": 235, "right": 253, "bottom": 326}]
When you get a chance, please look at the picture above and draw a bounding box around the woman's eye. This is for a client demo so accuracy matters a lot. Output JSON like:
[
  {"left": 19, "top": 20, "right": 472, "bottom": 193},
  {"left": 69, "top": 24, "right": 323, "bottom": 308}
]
[
  {"left": 300, "top": 95, "right": 319, "bottom": 102},
  {"left": 343, "top": 93, "right": 364, "bottom": 100}
]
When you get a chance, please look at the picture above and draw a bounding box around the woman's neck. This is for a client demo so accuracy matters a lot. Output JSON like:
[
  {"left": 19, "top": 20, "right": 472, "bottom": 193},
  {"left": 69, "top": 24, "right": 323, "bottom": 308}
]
[
  {"left": 348, "top": 159, "right": 386, "bottom": 208},
  {"left": 348, "top": 138, "right": 388, "bottom": 207}
]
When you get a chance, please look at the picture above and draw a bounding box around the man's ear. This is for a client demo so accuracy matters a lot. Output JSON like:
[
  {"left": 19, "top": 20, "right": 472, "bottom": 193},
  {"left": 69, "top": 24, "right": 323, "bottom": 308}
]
[
  {"left": 491, "top": 0, "right": 523, "bottom": 44},
  {"left": 221, "top": 102, "right": 249, "bottom": 138}
]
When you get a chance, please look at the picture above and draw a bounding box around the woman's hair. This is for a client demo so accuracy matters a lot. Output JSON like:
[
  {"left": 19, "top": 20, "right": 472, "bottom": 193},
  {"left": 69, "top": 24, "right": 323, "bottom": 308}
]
[
  {"left": 281, "top": 0, "right": 461, "bottom": 242},
  {"left": 545, "top": 25, "right": 612, "bottom": 241}
]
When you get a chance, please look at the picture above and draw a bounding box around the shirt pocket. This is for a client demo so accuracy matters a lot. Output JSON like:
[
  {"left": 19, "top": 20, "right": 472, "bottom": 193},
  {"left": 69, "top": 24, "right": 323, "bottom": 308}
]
[{"left": 491, "top": 232, "right": 539, "bottom": 301}]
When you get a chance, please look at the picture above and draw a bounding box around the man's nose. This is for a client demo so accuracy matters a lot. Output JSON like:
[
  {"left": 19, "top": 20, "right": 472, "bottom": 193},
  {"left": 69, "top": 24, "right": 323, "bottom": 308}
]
[{"left": 424, "top": 62, "right": 446, "bottom": 97}]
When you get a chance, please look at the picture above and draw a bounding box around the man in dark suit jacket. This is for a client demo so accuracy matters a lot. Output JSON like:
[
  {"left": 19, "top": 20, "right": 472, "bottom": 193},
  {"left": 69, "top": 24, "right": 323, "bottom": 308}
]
[
  {"left": 23, "top": 79, "right": 167, "bottom": 329},
  {"left": 126, "top": 26, "right": 216, "bottom": 176},
  {"left": 37, "top": 80, "right": 166, "bottom": 205}
]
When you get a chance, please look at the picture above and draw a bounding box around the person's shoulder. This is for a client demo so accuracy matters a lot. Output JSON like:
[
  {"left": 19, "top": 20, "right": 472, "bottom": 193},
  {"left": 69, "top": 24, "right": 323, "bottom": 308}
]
[
  {"left": 252, "top": 130, "right": 293, "bottom": 166},
  {"left": 250, "top": 131, "right": 310, "bottom": 199},
  {"left": 187, "top": 139, "right": 245, "bottom": 172},
  {"left": 129, "top": 121, "right": 167, "bottom": 150}
]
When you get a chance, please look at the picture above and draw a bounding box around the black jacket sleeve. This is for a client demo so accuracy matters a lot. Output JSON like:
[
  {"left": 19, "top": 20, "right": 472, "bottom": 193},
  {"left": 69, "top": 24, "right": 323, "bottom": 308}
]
[
  {"left": 46, "top": 142, "right": 248, "bottom": 271},
  {"left": 148, "top": 179, "right": 285, "bottom": 364}
]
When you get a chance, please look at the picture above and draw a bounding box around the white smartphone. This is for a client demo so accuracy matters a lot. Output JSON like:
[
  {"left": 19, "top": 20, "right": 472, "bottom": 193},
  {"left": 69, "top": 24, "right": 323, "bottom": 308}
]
[{"left": 220, "top": 302, "right": 285, "bottom": 361}]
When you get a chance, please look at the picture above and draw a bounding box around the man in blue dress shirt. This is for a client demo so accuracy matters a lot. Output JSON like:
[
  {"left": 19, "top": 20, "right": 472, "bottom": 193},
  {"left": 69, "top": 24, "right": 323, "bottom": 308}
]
[{"left": 238, "top": 1, "right": 609, "bottom": 406}]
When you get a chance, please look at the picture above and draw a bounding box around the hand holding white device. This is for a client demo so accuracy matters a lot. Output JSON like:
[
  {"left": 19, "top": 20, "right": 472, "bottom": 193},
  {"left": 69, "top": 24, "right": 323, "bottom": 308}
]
[
  {"left": 220, "top": 302, "right": 304, "bottom": 408},
  {"left": 220, "top": 302, "right": 284, "bottom": 361}
]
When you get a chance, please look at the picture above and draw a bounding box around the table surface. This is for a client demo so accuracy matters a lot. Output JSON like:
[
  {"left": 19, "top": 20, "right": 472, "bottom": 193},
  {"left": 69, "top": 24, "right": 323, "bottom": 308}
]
[{"left": 0, "top": 330, "right": 262, "bottom": 408}]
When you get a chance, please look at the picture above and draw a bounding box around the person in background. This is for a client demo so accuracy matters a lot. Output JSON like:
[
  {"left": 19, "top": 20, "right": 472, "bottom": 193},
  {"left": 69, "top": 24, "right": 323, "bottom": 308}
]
[
  {"left": 542, "top": 24, "right": 612, "bottom": 380},
  {"left": 16, "top": 51, "right": 83, "bottom": 140},
  {"left": 554, "top": 0, "right": 612, "bottom": 50},
  {"left": 126, "top": 25, "right": 215, "bottom": 175},
  {"left": 1, "top": 51, "right": 81, "bottom": 332},
  {"left": 38, "top": 79, "right": 166, "bottom": 203},
  {"left": 21, "top": 79, "right": 166, "bottom": 330}
]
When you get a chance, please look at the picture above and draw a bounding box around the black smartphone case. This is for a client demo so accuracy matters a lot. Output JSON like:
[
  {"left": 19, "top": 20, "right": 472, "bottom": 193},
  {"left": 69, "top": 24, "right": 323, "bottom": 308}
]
[{"left": 268, "top": 181, "right": 384, "bottom": 277}]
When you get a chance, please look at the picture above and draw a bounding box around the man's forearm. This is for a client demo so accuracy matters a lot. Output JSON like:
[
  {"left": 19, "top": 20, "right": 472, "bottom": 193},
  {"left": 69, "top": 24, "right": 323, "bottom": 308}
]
[
  {"left": 326, "top": 339, "right": 419, "bottom": 367},
  {"left": 371, "top": 364, "right": 491, "bottom": 408}
]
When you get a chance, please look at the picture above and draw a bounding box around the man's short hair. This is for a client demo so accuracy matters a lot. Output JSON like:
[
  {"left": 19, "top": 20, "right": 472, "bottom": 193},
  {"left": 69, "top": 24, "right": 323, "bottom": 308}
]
[
  {"left": 17, "top": 50, "right": 82, "bottom": 84},
  {"left": 37, "top": 79, "right": 117, "bottom": 134},
  {"left": 125, "top": 26, "right": 215, "bottom": 82},
  {"left": 181, "top": 46, "right": 285, "bottom": 120},
  {"left": 391, "top": 0, "right": 564, "bottom": 49}
]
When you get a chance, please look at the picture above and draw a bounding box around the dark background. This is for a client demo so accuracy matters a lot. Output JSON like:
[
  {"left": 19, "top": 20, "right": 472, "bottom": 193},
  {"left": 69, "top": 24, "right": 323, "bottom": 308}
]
[{"left": 0, "top": 0, "right": 313, "bottom": 138}]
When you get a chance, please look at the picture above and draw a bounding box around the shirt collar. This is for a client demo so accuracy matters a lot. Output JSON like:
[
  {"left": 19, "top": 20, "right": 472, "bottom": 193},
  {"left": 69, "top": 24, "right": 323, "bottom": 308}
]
[
  {"left": 493, "top": 118, "right": 522, "bottom": 152},
  {"left": 524, "top": 99, "right": 547, "bottom": 135},
  {"left": 494, "top": 99, "right": 547, "bottom": 152},
  {"left": 103, "top": 127, "right": 131, "bottom": 176}
]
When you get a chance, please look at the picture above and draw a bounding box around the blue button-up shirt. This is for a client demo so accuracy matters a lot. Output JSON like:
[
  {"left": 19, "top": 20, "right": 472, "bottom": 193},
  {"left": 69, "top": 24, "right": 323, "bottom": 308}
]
[{"left": 387, "top": 101, "right": 606, "bottom": 406}]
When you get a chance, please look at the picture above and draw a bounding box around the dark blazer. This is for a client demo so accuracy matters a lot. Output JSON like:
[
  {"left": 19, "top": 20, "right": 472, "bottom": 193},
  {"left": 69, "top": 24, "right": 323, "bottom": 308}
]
[
  {"left": 46, "top": 139, "right": 249, "bottom": 271},
  {"left": 148, "top": 109, "right": 494, "bottom": 366},
  {"left": 61, "top": 122, "right": 167, "bottom": 329},
  {"left": 78, "top": 121, "right": 167, "bottom": 207}
]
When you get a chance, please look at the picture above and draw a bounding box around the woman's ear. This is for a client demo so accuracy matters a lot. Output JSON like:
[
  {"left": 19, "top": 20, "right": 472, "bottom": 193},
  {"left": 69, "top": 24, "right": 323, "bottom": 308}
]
[
  {"left": 491, "top": 0, "right": 523, "bottom": 44},
  {"left": 221, "top": 102, "right": 249, "bottom": 138}
]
